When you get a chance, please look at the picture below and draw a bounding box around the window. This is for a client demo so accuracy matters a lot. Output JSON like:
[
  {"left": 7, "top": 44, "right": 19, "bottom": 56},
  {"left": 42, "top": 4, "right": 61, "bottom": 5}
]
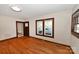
[
  {"left": 36, "top": 20, "right": 43, "bottom": 35},
  {"left": 36, "top": 18, "right": 54, "bottom": 38},
  {"left": 71, "top": 9, "right": 79, "bottom": 38}
]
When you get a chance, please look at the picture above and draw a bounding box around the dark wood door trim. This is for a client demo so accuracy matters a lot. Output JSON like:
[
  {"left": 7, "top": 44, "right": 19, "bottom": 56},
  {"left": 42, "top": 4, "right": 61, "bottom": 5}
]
[
  {"left": 16, "top": 21, "right": 24, "bottom": 37},
  {"left": 24, "top": 22, "right": 29, "bottom": 36},
  {"left": 16, "top": 21, "right": 29, "bottom": 37}
]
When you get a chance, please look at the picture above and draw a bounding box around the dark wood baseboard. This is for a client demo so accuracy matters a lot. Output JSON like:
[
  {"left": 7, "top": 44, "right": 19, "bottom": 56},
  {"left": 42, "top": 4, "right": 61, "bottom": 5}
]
[
  {"left": 0, "top": 36, "right": 74, "bottom": 54},
  {"left": 69, "top": 47, "right": 74, "bottom": 54},
  {"left": 30, "top": 36, "right": 74, "bottom": 54},
  {"left": 0, "top": 37, "right": 17, "bottom": 42}
]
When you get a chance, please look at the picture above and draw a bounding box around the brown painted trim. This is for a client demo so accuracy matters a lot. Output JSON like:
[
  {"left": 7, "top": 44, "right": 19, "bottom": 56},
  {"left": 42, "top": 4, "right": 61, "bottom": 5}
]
[
  {"left": 72, "top": 9, "right": 79, "bottom": 16},
  {"left": 69, "top": 46, "right": 74, "bottom": 54},
  {"left": 16, "top": 21, "right": 25, "bottom": 37},
  {"left": 16, "top": 21, "right": 29, "bottom": 37},
  {"left": 0, "top": 37, "right": 17, "bottom": 42},
  {"left": 16, "top": 21, "right": 18, "bottom": 37},
  {"left": 71, "top": 9, "right": 79, "bottom": 38},
  {"left": 36, "top": 18, "right": 54, "bottom": 38},
  {"left": 30, "top": 36, "right": 70, "bottom": 47},
  {"left": 0, "top": 36, "right": 74, "bottom": 54},
  {"left": 30, "top": 36, "right": 74, "bottom": 54}
]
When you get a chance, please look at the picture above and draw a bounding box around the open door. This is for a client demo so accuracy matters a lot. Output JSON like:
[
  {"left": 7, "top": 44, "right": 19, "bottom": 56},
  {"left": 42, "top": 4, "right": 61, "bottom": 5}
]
[{"left": 16, "top": 21, "right": 29, "bottom": 37}]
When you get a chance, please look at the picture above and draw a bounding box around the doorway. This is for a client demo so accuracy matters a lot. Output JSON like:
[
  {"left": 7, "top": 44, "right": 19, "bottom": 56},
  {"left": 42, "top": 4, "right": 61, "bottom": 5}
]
[{"left": 16, "top": 21, "right": 29, "bottom": 37}]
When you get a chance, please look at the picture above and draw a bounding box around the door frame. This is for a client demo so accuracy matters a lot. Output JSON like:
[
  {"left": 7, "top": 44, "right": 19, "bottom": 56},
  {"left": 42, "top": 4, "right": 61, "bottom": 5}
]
[
  {"left": 16, "top": 21, "right": 24, "bottom": 37},
  {"left": 16, "top": 21, "right": 29, "bottom": 37}
]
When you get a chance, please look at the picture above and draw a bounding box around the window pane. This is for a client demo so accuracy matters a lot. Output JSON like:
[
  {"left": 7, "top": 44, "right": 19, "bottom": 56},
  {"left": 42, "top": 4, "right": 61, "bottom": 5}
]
[
  {"left": 76, "top": 24, "right": 79, "bottom": 33},
  {"left": 37, "top": 21, "right": 43, "bottom": 35},
  {"left": 44, "top": 19, "right": 53, "bottom": 36},
  {"left": 25, "top": 23, "right": 28, "bottom": 27},
  {"left": 74, "top": 24, "right": 79, "bottom": 33}
]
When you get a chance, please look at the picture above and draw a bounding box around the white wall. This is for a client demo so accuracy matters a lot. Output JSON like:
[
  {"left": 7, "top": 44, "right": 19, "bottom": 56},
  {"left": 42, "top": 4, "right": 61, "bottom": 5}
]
[
  {"left": 0, "top": 6, "right": 78, "bottom": 53},
  {"left": 29, "top": 10, "right": 72, "bottom": 45},
  {"left": 71, "top": 5, "right": 79, "bottom": 54},
  {"left": 0, "top": 16, "right": 25, "bottom": 40}
]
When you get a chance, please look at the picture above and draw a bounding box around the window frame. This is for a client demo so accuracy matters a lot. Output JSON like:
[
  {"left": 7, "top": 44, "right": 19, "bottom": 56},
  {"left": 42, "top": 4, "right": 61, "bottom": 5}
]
[
  {"left": 71, "top": 9, "right": 79, "bottom": 38},
  {"left": 36, "top": 18, "right": 54, "bottom": 38}
]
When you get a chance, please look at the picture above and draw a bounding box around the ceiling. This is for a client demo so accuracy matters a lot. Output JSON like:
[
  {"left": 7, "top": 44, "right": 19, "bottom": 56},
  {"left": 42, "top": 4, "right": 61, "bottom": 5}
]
[{"left": 0, "top": 4, "right": 76, "bottom": 20}]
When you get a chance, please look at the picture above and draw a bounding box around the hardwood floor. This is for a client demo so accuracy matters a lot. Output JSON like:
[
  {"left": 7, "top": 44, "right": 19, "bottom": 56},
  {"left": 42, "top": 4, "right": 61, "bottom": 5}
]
[{"left": 0, "top": 36, "right": 73, "bottom": 54}]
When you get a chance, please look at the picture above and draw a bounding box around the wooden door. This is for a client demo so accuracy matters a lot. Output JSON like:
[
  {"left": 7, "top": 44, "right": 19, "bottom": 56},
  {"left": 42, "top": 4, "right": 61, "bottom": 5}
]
[{"left": 24, "top": 22, "right": 29, "bottom": 36}]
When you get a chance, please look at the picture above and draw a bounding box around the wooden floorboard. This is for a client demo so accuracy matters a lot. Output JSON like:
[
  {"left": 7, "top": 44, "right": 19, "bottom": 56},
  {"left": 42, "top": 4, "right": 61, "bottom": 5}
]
[{"left": 0, "top": 36, "right": 73, "bottom": 54}]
